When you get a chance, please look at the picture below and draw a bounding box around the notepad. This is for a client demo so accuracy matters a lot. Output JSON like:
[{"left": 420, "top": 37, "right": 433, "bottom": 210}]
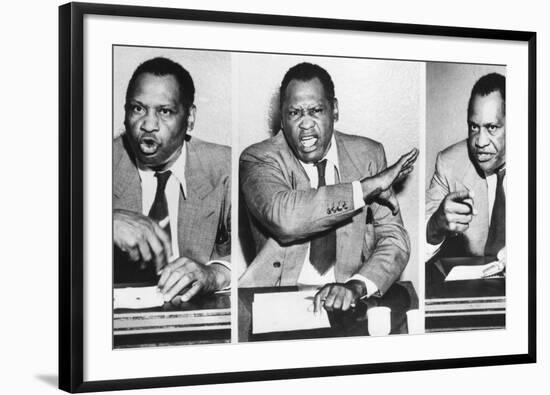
[
  {"left": 445, "top": 261, "right": 505, "bottom": 281},
  {"left": 252, "top": 290, "right": 330, "bottom": 334},
  {"left": 114, "top": 286, "right": 165, "bottom": 309}
]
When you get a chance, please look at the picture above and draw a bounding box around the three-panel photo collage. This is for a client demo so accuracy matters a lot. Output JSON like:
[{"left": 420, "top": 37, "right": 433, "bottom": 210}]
[{"left": 112, "top": 45, "right": 506, "bottom": 348}]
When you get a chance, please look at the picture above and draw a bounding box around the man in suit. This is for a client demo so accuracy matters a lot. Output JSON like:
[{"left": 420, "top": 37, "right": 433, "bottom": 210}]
[
  {"left": 426, "top": 72, "right": 505, "bottom": 260},
  {"left": 239, "top": 62, "right": 418, "bottom": 312},
  {"left": 113, "top": 57, "right": 231, "bottom": 303}
]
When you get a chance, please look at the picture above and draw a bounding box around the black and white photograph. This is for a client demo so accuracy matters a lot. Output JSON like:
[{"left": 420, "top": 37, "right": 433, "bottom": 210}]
[
  {"left": 56, "top": 2, "right": 535, "bottom": 391},
  {"left": 424, "top": 64, "right": 507, "bottom": 332},
  {"left": 112, "top": 46, "right": 232, "bottom": 347},
  {"left": 236, "top": 53, "right": 422, "bottom": 342}
]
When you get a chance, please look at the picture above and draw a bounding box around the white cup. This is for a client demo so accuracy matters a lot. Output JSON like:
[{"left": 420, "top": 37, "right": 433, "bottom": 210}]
[
  {"left": 406, "top": 309, "right": 424, "bottom": 334},
  {"left": 367, "top": 306, "right": 391, "bottom": 336}
]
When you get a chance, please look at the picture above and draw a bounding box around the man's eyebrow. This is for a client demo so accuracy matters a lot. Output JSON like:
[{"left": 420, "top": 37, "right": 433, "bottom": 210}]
[{"left": 127, "top": 100, "right": 177, "bottom": 109}]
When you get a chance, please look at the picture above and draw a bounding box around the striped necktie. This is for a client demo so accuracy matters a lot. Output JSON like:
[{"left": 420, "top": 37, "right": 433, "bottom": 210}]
[
  {"left": 310, "top": 159, "right": 337, "bottom": 275},
  {"left": 148, "top": 170, "right": 172, "bottom": 243}
]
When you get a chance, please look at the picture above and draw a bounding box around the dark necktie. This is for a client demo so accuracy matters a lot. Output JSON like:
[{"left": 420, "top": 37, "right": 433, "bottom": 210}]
[
  {"left": 148, "top": 170, "right": 172, "bottom": 243},
  {"left": 310, "top": 159, "right": 337, "bottom": 275},
  {"left": 484, "top": 168, "right": 505, "bottom": 257}
]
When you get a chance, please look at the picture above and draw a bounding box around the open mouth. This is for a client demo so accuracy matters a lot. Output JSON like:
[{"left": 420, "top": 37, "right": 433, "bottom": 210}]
[
  {"left": 139, "top": 137, "right": 160, "bottom": 155},
  {"left": 300, "top": 135, "right": 318, "bottom": 151},
  {"left": 476, "top": 152, "right": 495, "bottom": 162}
]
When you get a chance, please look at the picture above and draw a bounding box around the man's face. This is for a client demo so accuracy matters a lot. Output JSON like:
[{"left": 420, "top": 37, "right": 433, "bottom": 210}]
[
  {"left": 125, "top": 73, "right": 195, "bottom": 169},
  {"left": 281, "top": 77, "right": 338, "bottom": 164},
  {"left": 467, "top": 91, "right": 506, "bottom": 175}
]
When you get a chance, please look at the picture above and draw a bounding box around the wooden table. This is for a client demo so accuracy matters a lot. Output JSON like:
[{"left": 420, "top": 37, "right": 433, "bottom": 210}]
[
  {"left": 113, "top": 284, "right": 231, "bottom": 348},
  {"left": 238, "top": 281, "right": 417, "bottom": 342},
  {"left": 425, "top": 257, "right": 505, "bottom": 332}
]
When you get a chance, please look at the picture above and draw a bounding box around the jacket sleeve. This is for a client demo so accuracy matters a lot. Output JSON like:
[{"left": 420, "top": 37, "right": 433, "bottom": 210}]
[
  {"left": 356, "top": 144, "right": 410, "bottom": 296},
  {"left": 210, "top": 163, "right": 232, "bottom": 265},
  {"left": 240, "top": 149, "right": 359, "bottom": 245},
  {"left": 426, "top": 151, "right": 452, "bottom": 222}
]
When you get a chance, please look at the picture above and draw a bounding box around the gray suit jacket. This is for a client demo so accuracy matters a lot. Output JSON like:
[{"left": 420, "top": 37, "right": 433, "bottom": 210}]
[
  {"left": 426, "top": 139, "right": 490, "bottom": 256},
  {"left": 113, "top": 135, "right": 231, "bottom": 270},
  {"left": 239, "top": 131, "right": 410, "bottom": 295}
]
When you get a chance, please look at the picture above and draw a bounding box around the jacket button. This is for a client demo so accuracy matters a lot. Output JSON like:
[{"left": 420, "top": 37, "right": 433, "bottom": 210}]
[{"left": 272, "top": 261, "right": 281, "bottom": 268}]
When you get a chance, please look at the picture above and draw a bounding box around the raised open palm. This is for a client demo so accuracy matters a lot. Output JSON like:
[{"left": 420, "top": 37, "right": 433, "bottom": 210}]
[
  {"left": 379, "top": 148, "right": 419, "bottom": 191},
  {"left": 361, "top": 148, "right": 419, "bottom": 215}
]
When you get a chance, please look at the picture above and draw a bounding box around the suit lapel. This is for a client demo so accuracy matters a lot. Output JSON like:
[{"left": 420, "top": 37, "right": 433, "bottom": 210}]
[
  {"left": 177, "top": 140, "right": 217, "bottom": 259},
  {"left": 113, "top": 141, "right": 142, "bottom": 213},
  {"left": 335, "top": 132, "right": 363, "bottom": 182},
  {"left": 462, "top": 161, "right": 489, "bottom": 255}
]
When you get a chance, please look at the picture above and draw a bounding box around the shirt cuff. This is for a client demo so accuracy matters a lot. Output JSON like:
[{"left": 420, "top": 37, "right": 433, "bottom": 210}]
[
  {"left": 352, "top": 180, "right": 366, "bottom": 210},
  {"left": 424, "top": 218, "right": 444, "bottom": 261},
  {"left": 206, "top": 260, "right": 231, "bottom": 291},
  {"left": 347, "top": 274, "right": 380, "bottom": 298}
]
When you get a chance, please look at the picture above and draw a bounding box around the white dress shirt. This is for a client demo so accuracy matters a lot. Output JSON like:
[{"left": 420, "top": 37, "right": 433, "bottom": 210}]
[
  {"left": 138, "top": 146, "right": 188, "bottom": 261},
  {"left": 296, "top": 135, "right": 379, "bottom": 297},
  {"left": 137, "top": 143, "right": 229, "bottom": 272},
  {"left": 425, "top": 171, "right": 506, "bottom": 259}
]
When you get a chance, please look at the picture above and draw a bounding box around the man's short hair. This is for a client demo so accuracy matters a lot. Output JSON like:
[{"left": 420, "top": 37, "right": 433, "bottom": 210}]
[
  {"left": 125, "top": 57, "right": 195, "bottom": 109},
  {"left": 279, "top": 62, "right": 335, "bottom": 109},
  {"left": 467, "top": 72, "right": 505, "bottom": 116}
]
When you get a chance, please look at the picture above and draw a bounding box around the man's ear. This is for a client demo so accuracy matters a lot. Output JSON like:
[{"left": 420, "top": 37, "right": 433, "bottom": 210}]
[
  {"left": 186, "top": 105, "right": 197, "bottom": 132},
  {"left": 332, "top": 98, "right": 339, "bottom": 122}
]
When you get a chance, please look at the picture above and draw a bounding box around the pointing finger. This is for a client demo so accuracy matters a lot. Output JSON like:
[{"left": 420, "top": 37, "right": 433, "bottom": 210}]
[{"left": 152, "top": 222, "right": 172, "bottom": 264}]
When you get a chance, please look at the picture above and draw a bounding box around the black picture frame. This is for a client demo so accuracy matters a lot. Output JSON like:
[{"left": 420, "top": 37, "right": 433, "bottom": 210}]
[{"left": 59, "top": 1, "right": 536, "bottom": 392}]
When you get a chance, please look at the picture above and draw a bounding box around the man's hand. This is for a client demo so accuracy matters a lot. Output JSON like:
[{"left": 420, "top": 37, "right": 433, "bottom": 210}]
[
  {"left": 313, "top": 280, "right": 367, "bottom": 313},
  {"left": 157, "top": 257, "right": 230, "bottom": 302},
  {"left": 360, "top": 148, "right": 419, "bottom": 215},
  {"left": 114, "top": 209, "right": 172, "bottom": 273},
  {"left": 426, "top": 190, "right": 477, "bottom": 245}
]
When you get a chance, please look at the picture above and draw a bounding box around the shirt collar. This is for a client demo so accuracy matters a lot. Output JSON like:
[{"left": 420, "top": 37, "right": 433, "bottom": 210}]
[{"left": 136, "top": 141, "right": 188, "bottom": 197}]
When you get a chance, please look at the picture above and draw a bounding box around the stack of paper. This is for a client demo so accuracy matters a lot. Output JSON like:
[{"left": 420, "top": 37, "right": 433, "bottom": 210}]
[
  {"left": 445, "top": 261, "right": 505, "bottom": 281},
  {"left": 114, "top": 286, "right": 165, "bottom": 309},
  {"left": 252, "top": 290, "right": 330, "bottom": 334}
]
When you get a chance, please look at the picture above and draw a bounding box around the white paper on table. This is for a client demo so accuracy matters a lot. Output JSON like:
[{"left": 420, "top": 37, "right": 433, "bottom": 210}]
[
  {"left": 114, "top": 286, "right": 165, "bottom": 309},
  {"left": 252, "top": 290, "right": 330, "bottom": 334},
  {"left": 445, "top": 261, "right": 504, "bottom": 281}
]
